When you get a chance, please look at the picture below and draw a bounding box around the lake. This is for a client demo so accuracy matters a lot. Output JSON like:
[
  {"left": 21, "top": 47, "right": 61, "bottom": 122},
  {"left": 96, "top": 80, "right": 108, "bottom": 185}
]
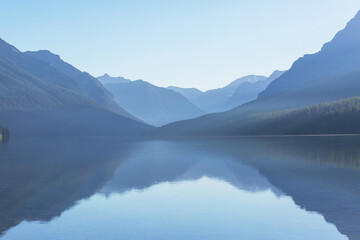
[{"left": 0, "top": 136, "right": 359, "bottom": 240}]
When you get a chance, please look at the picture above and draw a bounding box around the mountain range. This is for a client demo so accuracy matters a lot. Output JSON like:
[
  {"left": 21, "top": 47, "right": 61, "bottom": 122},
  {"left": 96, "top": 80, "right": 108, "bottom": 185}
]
[
  {"left": 151, "top": 10, "right": 360, "bottom": 136},
  {"left": 98, "top": 70, "right": 284, "bottom": 127},
  {"left": 0, "top": 38, "right": 150, "bottom": 136},
  {"left": 100, "top": 77, "right": 204, "bottom": 126},
  {"left": 225, "top": 70, "right": 285, "bottom": 110},
  {"left": 169, "top": 75, "right": 268, "bottom": 113},
  {"left": 1, "top": 10, "right": 360, "bottom": 137},
  {"left": 25, "top": 50, "right": 137, "bottom": 120}
]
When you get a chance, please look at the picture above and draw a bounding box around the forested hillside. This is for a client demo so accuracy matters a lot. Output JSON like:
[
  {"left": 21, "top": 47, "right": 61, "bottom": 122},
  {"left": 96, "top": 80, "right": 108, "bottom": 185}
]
[{"left": 152, "top": 97, "right": 360, "bottom": 136}]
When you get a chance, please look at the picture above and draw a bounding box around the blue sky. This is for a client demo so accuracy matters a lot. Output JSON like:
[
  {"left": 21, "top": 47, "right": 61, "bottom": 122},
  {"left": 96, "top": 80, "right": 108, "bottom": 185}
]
[{"left": 1, "top": 1, "right": 360, "bottom": 90}]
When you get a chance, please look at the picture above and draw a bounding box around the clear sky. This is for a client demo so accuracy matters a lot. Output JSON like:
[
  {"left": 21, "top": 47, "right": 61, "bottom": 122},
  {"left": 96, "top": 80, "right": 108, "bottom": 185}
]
[{"left": 1, "top": 1, "right": 360, "bottom": 90}]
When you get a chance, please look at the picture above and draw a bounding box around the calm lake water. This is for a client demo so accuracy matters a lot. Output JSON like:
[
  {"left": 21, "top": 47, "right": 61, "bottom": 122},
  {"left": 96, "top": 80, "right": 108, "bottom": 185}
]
[{"left": 0, "top": 136, "right": 360, "bottom": 240}]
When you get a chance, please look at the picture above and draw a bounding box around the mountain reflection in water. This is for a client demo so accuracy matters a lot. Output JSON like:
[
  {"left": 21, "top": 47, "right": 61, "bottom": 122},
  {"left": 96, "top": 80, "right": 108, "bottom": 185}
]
[{"left": 0, "top": 136, "right": 359, "bottom": 239}]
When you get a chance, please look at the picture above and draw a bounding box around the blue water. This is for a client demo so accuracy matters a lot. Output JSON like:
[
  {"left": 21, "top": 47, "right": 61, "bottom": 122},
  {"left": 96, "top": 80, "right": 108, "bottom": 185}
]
[{"left": 0, "top": 137, "right": 359, "bottom": 239}]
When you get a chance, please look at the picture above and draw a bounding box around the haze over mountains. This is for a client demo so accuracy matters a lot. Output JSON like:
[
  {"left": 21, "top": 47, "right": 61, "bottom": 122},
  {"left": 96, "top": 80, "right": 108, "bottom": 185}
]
[
  {"left": 151, "top": 10, "right": 360, "bottom": 136},
  {"left": 170, "top": 75, "right": 269, "bottom": 113},
  {"left": 167, "top": 86, "right": 204, "bottom": 105},
  {"left": 1, "top": 10, "right": 360, "bottom": 137},
  {"left": 0, "top": 38, "right": 150, "bottom": 136},
  {"left": 225, "top": 70, "right": 285, "bottom": 111},
  {"left": 25, "top": 51, "right": 136, "bottom": 120},
  {"left": 0, "top": 37, "right": 283, "bottom": 135},
  {"left": 99, "top": 76, "right": 204, "bottom": 126},
  {"left": 98, "top": 71, "right": 282, "bottom": 126},
  {"left": 0, "top": 56, "right": 96, "bottom": 110}
]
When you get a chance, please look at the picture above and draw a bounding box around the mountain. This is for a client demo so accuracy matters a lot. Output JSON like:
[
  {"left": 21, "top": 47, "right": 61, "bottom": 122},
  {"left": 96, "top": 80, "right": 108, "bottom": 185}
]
[
  {"left": 0, "top": 38, "right": 78, "bottom": 90},
  {"left": 167, "top": 86, "right": 204, "bottom": 103},
  {"left": 0, "top": 55, "right": 98, "bottom": 110},
  {"left": 225, "top": 70, "right": 285, "bottom": 110},
  {"left": 259, "top": 11, "right": 360, "bottom": 101},
  {"left": 0, "top": 38, "right": 150, "bottom": 136},
  {"left": 25, "top": 50, "right": 136, "bottom": 120},
  {"left": 97, "top": 74, "right": 131, "bottom": 84},
  {"left": 150, "top": 11, "right": 360, "bottom": 136},
  {"left": 103, "top": 80, "right": 204, "bottom": 126},
  {"left": 194, "top": 75, "right": 267, "bottom": 113},
  {"left": 151, "top": 97, "right": 360, "bottom": 136},
  {"left": 169, "top": 75, "right": 267, "bottom": 113},
  {"left": 240, "top": 10, "right": 360, "bottom": 114}
]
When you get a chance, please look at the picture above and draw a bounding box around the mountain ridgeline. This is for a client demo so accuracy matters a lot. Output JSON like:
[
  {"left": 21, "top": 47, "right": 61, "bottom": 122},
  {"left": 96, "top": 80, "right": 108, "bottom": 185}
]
[
  {"left": 167, "top": 86, "right": 204, "bottom": 104},
  {"left": 0, "top": 38, "right": 150, "bottom": 136},
  {"left": 225, "top": 70, "right": 285, "bottom": 110},
  {"left": 98, "top": 74, "right": 131, "bottom": 84},
  {"left": 170, "top": 75, "right": 268, "bottom": 113},
  {"left": 100, "top": 77, "right": 204, "bottom": 126},
  {"left": 246, "top": 10, "right": 360, "bottom": 113},
  {"left": 25, "top": 50, "right": 137, "bottom": 120},
  {"left": 168, "top": 71, "right": 284, "bottom": 114},
  {"left": 1, "top": 11, "right": 360, "bottom": 137},
  {"left": 150, "top": 11, "right": 360, "bottom": 137}
]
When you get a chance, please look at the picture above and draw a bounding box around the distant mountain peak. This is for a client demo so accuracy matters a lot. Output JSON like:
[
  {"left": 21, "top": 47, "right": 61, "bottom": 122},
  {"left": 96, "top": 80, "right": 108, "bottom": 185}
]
[
  {"left": 25, "top": 50, "right": 63, "bottom": 64},
  {"left": 225, "top": 75, "right": 267, "bottom": 90},
  {"left": 103, "top": 73, "right": 110, "bottom": 77},
  {"left": 97, "top": 74, "right": 131, "bottom": 84},
  {"left": 32, "top": 49, "right": 61, "bottom": 58}
]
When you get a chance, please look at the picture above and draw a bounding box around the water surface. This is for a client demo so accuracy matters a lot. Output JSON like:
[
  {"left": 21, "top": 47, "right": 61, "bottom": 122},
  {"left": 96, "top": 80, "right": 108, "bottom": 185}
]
[{"left": 0, "top": 136, "right": 359, "bottom": 239}]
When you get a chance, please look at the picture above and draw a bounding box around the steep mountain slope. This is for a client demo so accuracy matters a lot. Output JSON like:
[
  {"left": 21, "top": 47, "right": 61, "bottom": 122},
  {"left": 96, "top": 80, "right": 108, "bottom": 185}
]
[
  {"left": 0, "top": 56, "right": 98, "bottom": 110},
  {"left": 0, "top": 39, "right": 151, "bottom": 136},
  {"left": 103, "top": 80, "right": 204, "bottom": 126},
  {"left": 225, "top": 70, "right": 285, "bottom": 110},
  {"left": 150, "top": 11, "right": 360, "bottom": 136},
  {"left": 0, "top": 38, "right": 79, "bottom": 91},
  {"left": 167, "top": 86, "right": 204, "bottom": 104},
  {"left": 97, "top": 74, "right": 131, "bottom": 84},
  {"left": 236, "top": 10, "right": 360, "bottom": 114},
  {"left": 259, "top": 11, "right": 360, "bottom": 100},
  {"left": 25, "top": 50, "right": 136, "bottom": 120}
]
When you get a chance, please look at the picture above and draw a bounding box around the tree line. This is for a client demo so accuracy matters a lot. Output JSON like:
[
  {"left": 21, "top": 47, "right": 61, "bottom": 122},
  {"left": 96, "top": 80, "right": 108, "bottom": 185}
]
[
  {"left": 222, "top": 96, "right": 360, "bottom": 135},
  {"left": 0, "top": 126, "right": 9, "bottom": 143}
]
